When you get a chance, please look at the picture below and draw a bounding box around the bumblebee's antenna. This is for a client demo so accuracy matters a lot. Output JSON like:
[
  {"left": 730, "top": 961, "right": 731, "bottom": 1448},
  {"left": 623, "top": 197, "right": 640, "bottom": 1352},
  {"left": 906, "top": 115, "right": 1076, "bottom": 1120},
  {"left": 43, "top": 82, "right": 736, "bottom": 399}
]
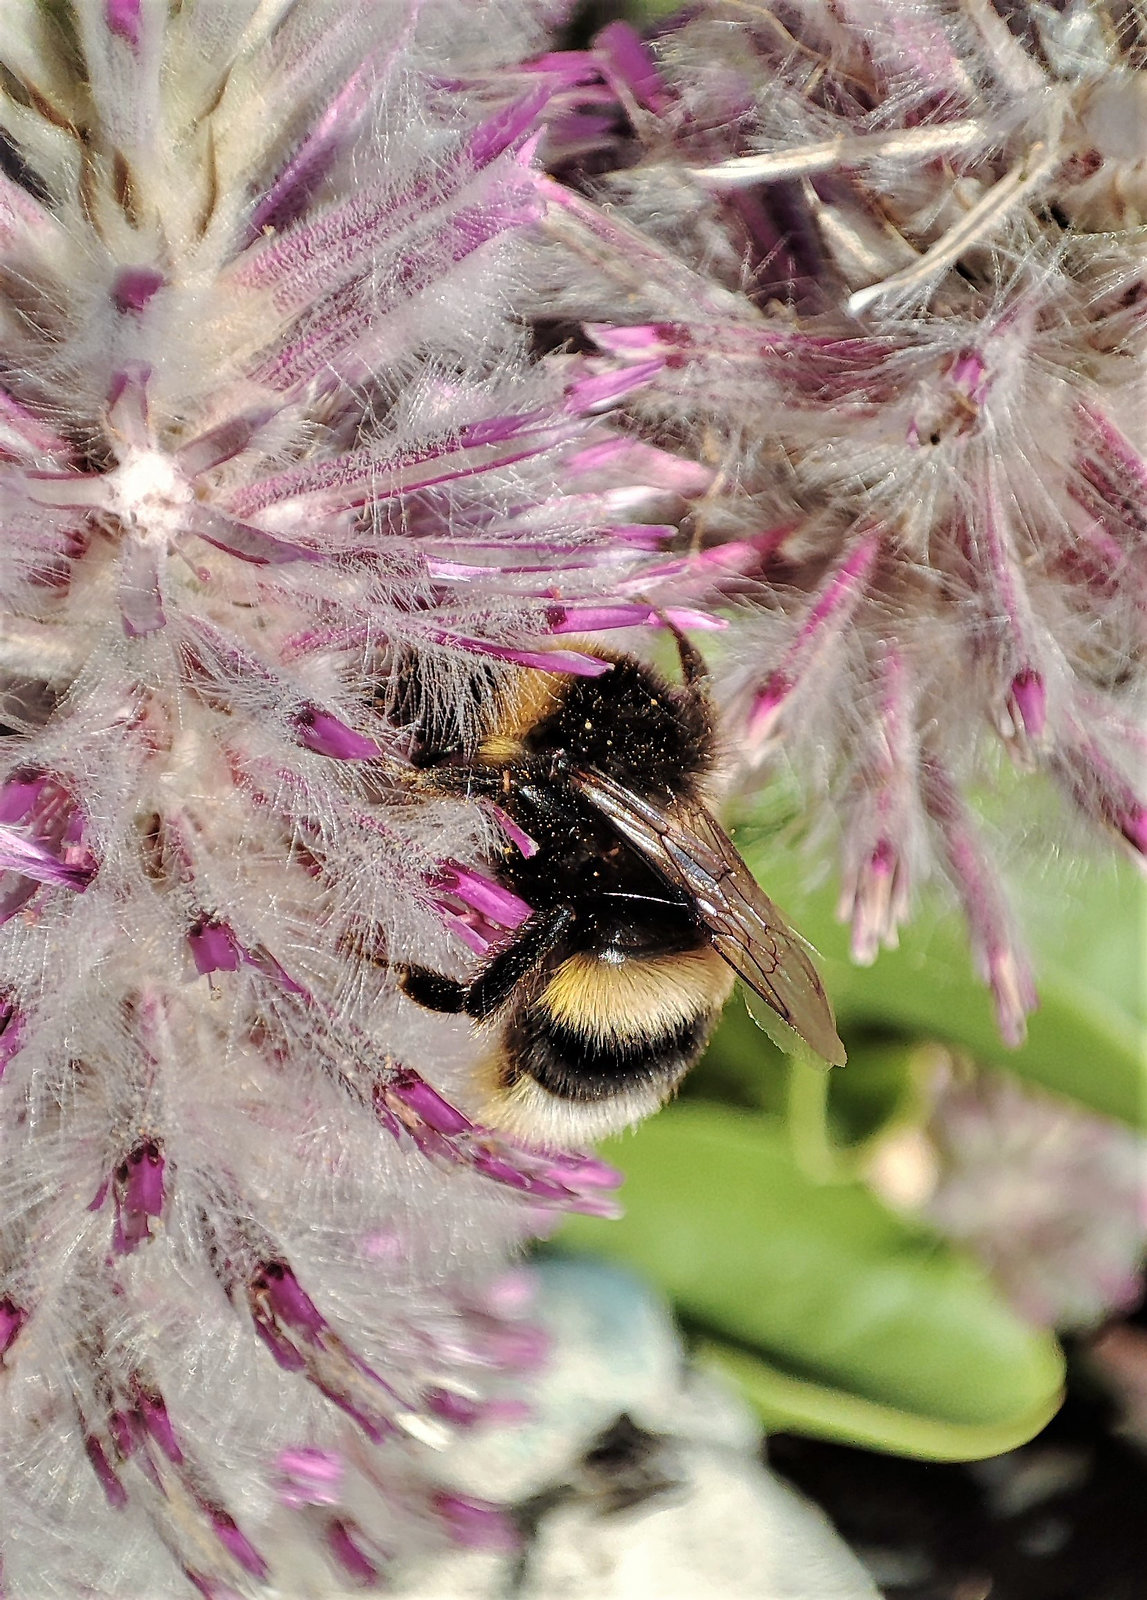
[{"left": 651, "top": 608, "right": 709, "bottom": 692}]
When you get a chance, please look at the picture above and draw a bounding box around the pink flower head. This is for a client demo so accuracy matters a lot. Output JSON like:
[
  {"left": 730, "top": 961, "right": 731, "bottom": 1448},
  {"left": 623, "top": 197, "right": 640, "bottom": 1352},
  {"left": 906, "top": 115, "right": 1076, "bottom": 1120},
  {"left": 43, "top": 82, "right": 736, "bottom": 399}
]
[
  {"left": 0, "top": 3, "right": 665, "bottom": 1592},
  {"left": 530, "top": 3, "right": 1147, "bottom": 1042}
]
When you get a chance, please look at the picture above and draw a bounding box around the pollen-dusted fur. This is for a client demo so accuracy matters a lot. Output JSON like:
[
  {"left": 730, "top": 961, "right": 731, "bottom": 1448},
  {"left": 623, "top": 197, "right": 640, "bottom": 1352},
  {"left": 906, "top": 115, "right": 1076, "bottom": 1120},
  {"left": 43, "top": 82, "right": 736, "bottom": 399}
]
[
  {"left": 471, "top": 1046, "right": 676, "bottom": 1147},
  {"left": 477, "top": 669, "right": 564, "bottom": 765},
  {"left": 541, "top": 946, "right": 734, "bottom": 1046}
]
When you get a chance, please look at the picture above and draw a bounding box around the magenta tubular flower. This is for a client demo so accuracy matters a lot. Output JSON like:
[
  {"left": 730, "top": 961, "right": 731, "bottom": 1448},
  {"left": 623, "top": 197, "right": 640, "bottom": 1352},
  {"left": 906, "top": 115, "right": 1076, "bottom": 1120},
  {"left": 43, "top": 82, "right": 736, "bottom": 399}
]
[
  {"left": 527, "top": 3, "right": 1147, "bottom": 1042},
  {"left": 0, "top": 4, "right": 710, "bottom": 1593}
]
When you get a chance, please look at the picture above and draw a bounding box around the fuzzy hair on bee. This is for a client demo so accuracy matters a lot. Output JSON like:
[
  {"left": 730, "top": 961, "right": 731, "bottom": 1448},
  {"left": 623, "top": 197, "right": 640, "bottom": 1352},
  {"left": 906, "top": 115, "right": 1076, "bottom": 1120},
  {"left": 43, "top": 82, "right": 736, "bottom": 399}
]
[{"left": 395, "top": 635, "right": 845, "bottom": 1143}]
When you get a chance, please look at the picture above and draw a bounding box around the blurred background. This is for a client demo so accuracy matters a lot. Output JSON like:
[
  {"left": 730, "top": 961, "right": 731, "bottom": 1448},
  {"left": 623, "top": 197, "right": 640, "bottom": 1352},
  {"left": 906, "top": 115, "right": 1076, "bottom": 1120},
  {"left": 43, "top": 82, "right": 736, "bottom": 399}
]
[{"left": 554, "top": 786, "right": 1147, "bottom": 1599}]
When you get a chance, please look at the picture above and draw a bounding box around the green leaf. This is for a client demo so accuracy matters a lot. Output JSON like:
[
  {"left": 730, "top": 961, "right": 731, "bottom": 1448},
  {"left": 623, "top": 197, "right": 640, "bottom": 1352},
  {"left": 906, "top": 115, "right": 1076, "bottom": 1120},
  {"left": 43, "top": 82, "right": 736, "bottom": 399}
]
[
  {"left": 736, "top": 839, "right": 1147, "bottom": 1130},
  {"left": 692, "top": 1001, "right": 923, "bottom": 1168},
  {"left": 695, "top": 1341, "right": 1063, "bottom": 1462},
  {"left": 560, "top": 1104, "right": 1064, "bottom": 1459}
]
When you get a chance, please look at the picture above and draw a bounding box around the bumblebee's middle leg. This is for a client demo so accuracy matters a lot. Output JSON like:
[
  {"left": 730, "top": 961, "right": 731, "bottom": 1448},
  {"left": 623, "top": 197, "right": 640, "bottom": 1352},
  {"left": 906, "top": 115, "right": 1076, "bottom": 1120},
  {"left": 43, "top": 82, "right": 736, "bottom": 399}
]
[
  {"left": 464, "top": 904, "right": 576, "bottom": 1020},
  {"left": 396, "top": 904, "right": 575, "bottom": 1021}
]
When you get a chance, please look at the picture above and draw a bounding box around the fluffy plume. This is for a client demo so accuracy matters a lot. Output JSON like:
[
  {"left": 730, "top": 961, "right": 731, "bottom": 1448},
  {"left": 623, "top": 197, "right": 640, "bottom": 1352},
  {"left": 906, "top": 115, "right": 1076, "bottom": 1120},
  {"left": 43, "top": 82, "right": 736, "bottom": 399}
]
[
  {"left": 527, "top": 1, "right": 1147, "bottom": 1043},
  {"left": 0, "top": 2, "right": 687, "bottom": 1593}
]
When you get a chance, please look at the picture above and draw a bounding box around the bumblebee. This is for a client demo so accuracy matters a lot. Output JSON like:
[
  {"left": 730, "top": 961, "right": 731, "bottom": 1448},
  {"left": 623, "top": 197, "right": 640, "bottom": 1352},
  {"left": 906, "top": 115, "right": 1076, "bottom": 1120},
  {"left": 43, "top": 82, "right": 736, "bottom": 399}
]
[{"left": 397, "top": 635, "right": 844, "bottom": 1143}]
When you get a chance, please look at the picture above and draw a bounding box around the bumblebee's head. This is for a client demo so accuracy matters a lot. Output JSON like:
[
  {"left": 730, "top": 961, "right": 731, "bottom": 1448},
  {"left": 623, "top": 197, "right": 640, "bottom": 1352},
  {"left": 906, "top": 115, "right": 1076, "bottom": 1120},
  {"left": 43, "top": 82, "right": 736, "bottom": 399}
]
[{"left": 523, "top": 656, "right": 714, "bottom": 801}]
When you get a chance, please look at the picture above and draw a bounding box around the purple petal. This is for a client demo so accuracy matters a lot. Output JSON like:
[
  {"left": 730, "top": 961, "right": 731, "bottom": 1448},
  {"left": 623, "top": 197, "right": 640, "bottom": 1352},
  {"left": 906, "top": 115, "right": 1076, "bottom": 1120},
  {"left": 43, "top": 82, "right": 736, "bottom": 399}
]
[
  {"left": 105, "top": 0, "right": 140, "bottom": 49},
  {"left": 111, "top": 267, "right": 164, "bottom": 314},
  {"left": 458, "top": 408, "right": 547, "bottom": 447},
  {"left": 469, "top": 1150, "right": 566, "bottom": 1198},
  {"left": 1078, "top": 404, "right": 1147, "bottom": 513},
  {"left": 106, "top": 363, "right": 152, "bottom": 447},
  {"left": 248, "top": 66, "right": 376, "bottom": 239},
  {"left": 472, "top": 1319, "right": 550, "bottom": 1372},
  {"left": 314, "top": 1388, "right": 394, "bottom": 1449},
  {"left": 637, "top": 524, "right": 794, "bottom": 588},
  {"left": 565, "top": 359, "right": 666, "bottom": 414},
  {"left": 467, "top": 88, "right": 550, "bottom": 167},
  {"left": 584, "top": 323, "right": 668, "bottom": 356},
  {"left": 0, "top": 776, "right": 51, "bottom": 825},
  {"left": 276, "top": 1447, "right": 344, "bottom": 1508},
  {"left": 135, "top": 1386, "right": 183, "bottom": 1465},
  {"left": 1054, "top": 725, "right": 1147, "bottom": 861},
  {"left": 294, "top": 708, "right": 382, "bottom": 760},
  {"left": 251, "top": 1319, "right": 307, "bottom": 1373},
  {"left": 176, "top": 411, "right": 275, "bottom": 477},
  {"left": 547, "top": 604, "right": 725, "bottom": 634},
  {"left": 255, "top": 194, "right": 542, "bottom": 392},
  {"left": 252, "top": 1262, "right": 326, "bottom": 1341},
  {"left": 437, "top": 911, "right": 498, "bottom": 955},
  {"left": 209, "top": 1513, "right": 268, "bottom": 1581},
  {"left": 432, "top": 863, "right": 532, "bottom": 929},
  {"left": 188, "top": 919, "right": 242, "bottom": 976},
  {"left": 487, "top": 804, "right": 538, "bottom": 858},
  {"left": 0, "top": 1298, "right": 27, "bottom": 1360},
  {"left": 426, "top": 632, "right": 613, "bottom": 676},
  {"left": 0, "top": 384, "right": 70, "bottom": 460},
  {"left": 837, "top": 648, "right": 918, "bottom": 962},
  {"left": 326, "top": 1520, "right": 379, "bottom": 1584},
  {"left": 0, "top": 826, "right": 95, "bottom": 890},
  {"left": 966, "top": 482, "right": 1048, "bottom": 745},
  {"left": 240, "top": 943, "right": 310, "bottom": 1000},
  {"left": 536, "top": 1149, "right": 624, "bottom": 1191},
  {"left": 921, "top": 758, "right": 1037, "bottom": 1045},
  {"left": 84, "top": 1437, "right": 127, "bottom": 1509},
  {"left": 600, "top": 523, "right": 676, "bottom": 549},
  {"left": 185, "top": 504, "right": 322, "bottom": 565},
  {"left": 434, "top": 1494, "right": 520, "bottom": 1555},
  {"left": 566, "top": 437, "right": 714, "bottom": 495},
  {"left": 423, "top": 1387, "right": 486, "bottom": 1426},
  {"left": 593, "top": 21, "right": 670, "bottom": 114},
  {"left": 948, "top": 348, "right": 990, "bottom": 405},
  {"left": 387, "top": 1069, "right": 473, "bottom": 1137},
  {"left": 108, "top": 1409, "right": 136, "bottom": 1462},
  {"left": 112, "top": 1140, "right": 166, "bottom": 1254},
  {"left": 18, "top": 471, "right": 110, "bottom": 510},
  {"left": 119, "top": 540, "right": 166, "bottom": 636},
  {"left": 1008, "top": 668, "right": 1046, "bottom": 739},
  {"left": 230, "top": 423, "right": 574, "bottom": 519},
  {"left": 184, "top": 1572, "right": 244, "bottom": 1600},
  {"left": 749, "top": 529, "right": 881, "bottom": 745},
  {"left": 839, "top": 836, "right": 911, "bottom": 966}
]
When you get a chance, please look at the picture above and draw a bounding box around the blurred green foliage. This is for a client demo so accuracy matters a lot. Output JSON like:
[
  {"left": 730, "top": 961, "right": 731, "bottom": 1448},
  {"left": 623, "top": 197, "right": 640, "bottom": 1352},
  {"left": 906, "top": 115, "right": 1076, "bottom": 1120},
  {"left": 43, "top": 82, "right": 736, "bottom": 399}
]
[{"left": 559, "top": 829, "right": 1145, "bottom": 1460}]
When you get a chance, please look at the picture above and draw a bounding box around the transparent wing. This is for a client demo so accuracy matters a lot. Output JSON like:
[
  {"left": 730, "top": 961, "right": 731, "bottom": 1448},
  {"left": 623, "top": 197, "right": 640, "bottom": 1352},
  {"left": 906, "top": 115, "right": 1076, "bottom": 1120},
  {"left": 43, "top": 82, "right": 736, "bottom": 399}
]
[{"left": 571, "top": 767, "right": 846, "bottom": 1067}]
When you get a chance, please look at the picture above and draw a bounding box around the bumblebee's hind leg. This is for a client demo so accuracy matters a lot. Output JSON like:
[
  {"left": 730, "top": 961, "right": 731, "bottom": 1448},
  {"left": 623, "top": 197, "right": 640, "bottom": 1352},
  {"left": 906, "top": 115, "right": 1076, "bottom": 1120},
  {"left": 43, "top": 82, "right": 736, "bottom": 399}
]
[{"left": 395, "top": 965, "right": 468, "bottom": 1014}]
